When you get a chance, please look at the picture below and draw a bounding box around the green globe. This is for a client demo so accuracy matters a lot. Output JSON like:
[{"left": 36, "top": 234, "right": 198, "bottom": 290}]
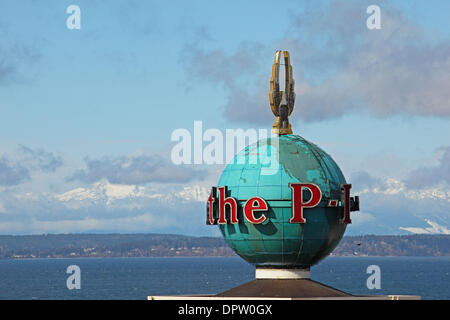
[{"left": 218, "top": 134, "right": 347, "bottom": 268}]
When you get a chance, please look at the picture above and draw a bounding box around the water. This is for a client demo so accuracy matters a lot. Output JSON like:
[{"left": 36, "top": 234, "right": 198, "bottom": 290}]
[
  {"left": 0, "top": 256, "right": 448, "bottom": 300},
  {"left": 312, "top": 256, "right": 450, "bottom": 299}
]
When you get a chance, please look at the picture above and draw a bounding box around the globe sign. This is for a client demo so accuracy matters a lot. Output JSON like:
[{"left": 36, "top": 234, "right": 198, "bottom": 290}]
[{"left": 206, "top": 134, "right": 359, "bottom": 268}]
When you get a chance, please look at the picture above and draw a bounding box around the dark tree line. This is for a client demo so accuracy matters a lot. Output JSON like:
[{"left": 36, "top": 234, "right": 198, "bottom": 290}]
[
  {"left": 0, "top": 233, "right": 448, "bottom": 259},
  {"left": 333, "top": 234, "right": 450, "bottom": 256}
]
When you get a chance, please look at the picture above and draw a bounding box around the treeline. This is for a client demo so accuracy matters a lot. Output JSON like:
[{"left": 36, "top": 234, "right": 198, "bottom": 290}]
[
  {"left": 0, "top": 233, "right": 448, "bottom": 259},
  {"left": 0, "top": 234, "right": 233, "bottom": 259},
  {"left": 334, "top": 234, "right": 450, "bottom": 257}
]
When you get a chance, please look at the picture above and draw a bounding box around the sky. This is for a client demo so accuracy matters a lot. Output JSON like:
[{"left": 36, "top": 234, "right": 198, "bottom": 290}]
[{"left": 0, "top": 0, "right": 449, "bottom": 236}]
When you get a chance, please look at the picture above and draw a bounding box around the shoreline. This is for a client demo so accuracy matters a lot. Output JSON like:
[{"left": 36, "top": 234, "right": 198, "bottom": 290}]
[{"left": 1, "top": 255, "right": 449, "bottom": 261}]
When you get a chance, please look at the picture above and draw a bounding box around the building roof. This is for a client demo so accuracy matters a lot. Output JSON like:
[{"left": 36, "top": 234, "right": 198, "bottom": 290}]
[{"left": 216, "top": 279, "right": 351, "bottom": 298}]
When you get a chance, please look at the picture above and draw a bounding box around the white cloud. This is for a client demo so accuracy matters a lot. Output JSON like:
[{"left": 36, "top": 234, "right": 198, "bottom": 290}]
[
  {"left": 0, "top": 213, "right": 175, "bottom": 234},
  {"left": 68, "top": 153, "right": 207, "bottom": 185},
  {"left": 349, "top": 211, "right": 376, "bottom": 227},
  {"left": 180, "top": 1, "right": 450, "bottom": 124}
]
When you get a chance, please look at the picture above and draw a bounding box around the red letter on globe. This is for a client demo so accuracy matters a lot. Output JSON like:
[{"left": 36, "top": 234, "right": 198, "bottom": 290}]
[
  {"left": 340, "top": 184, "right": 352, "bottom": 224},
  {"left": 244, "top": 196, "right": 268, "bottom": 224},
  {"left": 206, "top": 187, "right": 216, "bottom": 225},
  {"left": 217, "top": 186, "right": 238, "bottom": 224},
  {"left": 289, "top": 183, "right": 322, "bottom": 223}
]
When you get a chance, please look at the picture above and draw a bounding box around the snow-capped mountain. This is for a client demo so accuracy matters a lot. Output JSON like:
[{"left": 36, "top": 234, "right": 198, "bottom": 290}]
[
  {"left": 53, "top": 180, "right": 209, "bottom": 207},
  {"left": 400, "top": 219, "right": 450, "bottom": 235},
  {"left": 357, "top": 178, "right": 449, "bottom": 201},
  {"left": 3, "top": 177, "right": 448, "bottom": 235}
]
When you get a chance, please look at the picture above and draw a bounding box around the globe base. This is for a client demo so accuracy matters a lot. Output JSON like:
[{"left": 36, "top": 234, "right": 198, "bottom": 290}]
[{"left": 255, "top": 267, "right": 310, "bottom": 279}]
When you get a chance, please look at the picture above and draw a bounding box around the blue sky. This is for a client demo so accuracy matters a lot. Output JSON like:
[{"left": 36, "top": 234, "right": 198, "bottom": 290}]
[{"left": 0, "top": 0, "right": 449, "bottom": 235}]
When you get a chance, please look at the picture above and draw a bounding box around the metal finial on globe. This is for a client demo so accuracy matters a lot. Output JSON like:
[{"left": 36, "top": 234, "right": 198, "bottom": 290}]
[{"left": 269, "top": 50, "right": 296, "bottom": 135}]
